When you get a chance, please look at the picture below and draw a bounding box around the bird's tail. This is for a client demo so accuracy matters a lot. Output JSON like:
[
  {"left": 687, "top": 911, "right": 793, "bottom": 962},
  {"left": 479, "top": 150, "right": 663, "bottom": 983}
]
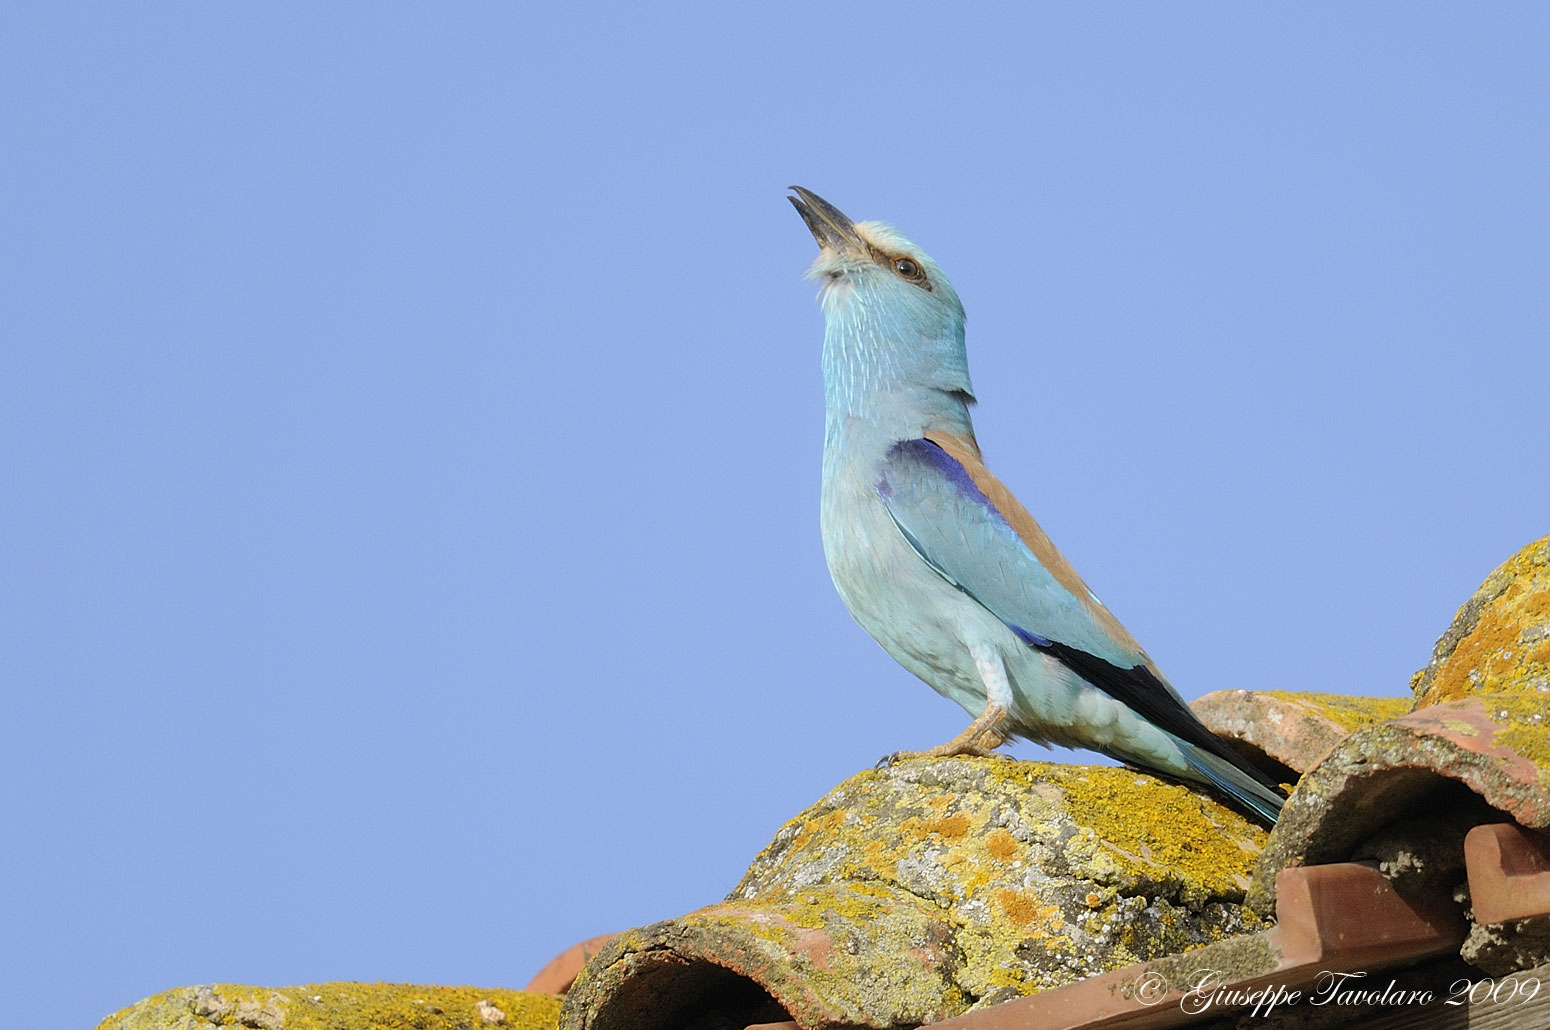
[{"left": 1179, "top": 744, "right": 1286, "bottom": 825}]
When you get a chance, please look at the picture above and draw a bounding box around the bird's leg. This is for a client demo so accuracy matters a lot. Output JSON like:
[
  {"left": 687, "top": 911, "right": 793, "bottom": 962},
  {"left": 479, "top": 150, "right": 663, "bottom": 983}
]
[
  {"left": 877, "top": 704, "right": 1009, "bottom": 766},
  {"left": 878, "top": 645, "right": 1013, "bottom": 766},
  {"left": 976, "top": 726, "right": 1009, "bottom": 751}
]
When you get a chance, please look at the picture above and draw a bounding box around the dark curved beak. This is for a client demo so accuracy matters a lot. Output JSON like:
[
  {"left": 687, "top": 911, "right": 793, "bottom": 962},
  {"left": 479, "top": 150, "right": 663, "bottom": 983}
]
[{"left": 788, "top": 186, "right": 865, "bottom": 256}]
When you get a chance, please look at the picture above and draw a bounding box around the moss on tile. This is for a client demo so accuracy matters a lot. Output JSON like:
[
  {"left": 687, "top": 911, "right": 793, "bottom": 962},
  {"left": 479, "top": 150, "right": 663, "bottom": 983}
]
[{"left": 1258, "top": 690, "right": 1412, "bottom": 732}]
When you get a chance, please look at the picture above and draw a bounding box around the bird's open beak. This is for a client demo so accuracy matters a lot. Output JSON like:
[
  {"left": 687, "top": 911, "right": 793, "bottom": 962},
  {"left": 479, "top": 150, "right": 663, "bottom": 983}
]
[{"left": 789, "top": 186, "right": 866, "bottom": 256}]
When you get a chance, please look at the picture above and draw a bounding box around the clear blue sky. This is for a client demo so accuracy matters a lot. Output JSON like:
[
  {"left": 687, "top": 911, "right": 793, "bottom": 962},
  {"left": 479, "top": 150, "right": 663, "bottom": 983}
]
[{"left": 4, "top": 6, "right": 1547, "bottom": 1028}]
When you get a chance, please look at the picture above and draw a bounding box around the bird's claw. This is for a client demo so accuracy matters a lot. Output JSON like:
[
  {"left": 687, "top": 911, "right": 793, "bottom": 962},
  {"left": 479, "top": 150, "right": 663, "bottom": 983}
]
[{"left": 874, "top": 742, "right": 1005, "bottom": 768}]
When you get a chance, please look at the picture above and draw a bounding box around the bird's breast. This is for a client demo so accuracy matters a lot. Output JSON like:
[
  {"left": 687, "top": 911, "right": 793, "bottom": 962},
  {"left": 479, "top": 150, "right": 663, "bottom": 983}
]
[{"left": 819, "top": 439, "right": 992, "bottom": 712}]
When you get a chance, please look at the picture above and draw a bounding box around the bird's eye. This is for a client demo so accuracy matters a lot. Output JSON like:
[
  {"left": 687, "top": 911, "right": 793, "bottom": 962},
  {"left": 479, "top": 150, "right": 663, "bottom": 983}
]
[{"left": 890, "top": 256, "right": 931, "bottom": 290}]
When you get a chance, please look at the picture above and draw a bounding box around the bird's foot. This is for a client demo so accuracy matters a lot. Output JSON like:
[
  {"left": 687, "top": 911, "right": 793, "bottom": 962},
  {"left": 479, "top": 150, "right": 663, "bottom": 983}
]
[{"left": 874, "top": 706, "right": 1011, "bottom": 768}]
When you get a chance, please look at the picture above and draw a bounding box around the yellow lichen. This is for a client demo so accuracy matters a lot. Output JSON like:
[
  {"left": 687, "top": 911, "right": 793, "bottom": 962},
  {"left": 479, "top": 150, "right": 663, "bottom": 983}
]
[
  {"left": 1487, "top": 693, "right": 1550, "bottom": 776},
  {"left": 1427, "top": 585, "right": 1550, "bottom": 704},
  {"left": 924, "top": 792, "right": 956, "bottom": 817},
  {"left": 922, "top": 812, "right": 973, "bottom": 839},
  {"left": 987, "top": 964, "right": 1028, "bottom": 990},
  {"left": 1415, "top": 538, "right": 1550, "bottom": 708},
  {"left": 1260, "top": 690, "right": 1411, "bottom": 731},
  {"left": 984, "top": 827, "right": 1018, "bottom": 863},
  {"left": 1038, "top": 766, "right": 1266, "bottom": 898},
  {"left": 993, "top": 888, "right": 1046, "bottom": 930}
]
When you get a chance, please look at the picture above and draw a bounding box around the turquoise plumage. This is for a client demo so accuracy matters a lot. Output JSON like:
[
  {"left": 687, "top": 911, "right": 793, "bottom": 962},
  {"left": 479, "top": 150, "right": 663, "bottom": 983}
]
[{"left": 790, "top": 186, "right": 1284, "bottom": 824}]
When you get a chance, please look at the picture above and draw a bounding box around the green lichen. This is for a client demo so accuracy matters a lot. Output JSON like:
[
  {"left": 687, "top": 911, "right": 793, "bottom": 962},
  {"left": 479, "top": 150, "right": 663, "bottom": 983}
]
[{"left": 94, "top": 983, "right": 562, "bottom": 1030}]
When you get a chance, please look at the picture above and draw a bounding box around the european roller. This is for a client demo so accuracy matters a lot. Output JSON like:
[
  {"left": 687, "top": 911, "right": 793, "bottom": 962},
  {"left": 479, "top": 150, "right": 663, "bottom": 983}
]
[{"left": 789, "top": 186, "right": 1285, "bottom": 825}]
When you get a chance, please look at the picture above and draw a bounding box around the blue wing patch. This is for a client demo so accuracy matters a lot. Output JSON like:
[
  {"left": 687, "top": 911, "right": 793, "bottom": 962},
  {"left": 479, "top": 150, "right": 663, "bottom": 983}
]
[{"left": 877, "top": 438, "right": 1134, "bottom": 666}]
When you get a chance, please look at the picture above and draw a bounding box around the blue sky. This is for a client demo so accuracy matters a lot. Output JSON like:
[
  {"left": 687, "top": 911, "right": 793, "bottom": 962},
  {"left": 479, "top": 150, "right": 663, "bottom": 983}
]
[{"left": 4, "top": 6, "right": 1547, "bottom": 1028}]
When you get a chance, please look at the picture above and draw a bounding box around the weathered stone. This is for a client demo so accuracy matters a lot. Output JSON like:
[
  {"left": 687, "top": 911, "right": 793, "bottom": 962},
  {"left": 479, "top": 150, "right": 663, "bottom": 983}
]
[
  {"left": 562, "top": 758, "right": 1268, "bottom": 1030},
  {"left": 93, "top": 983, "right": 562, "bottom": 1030},
  {"left": 1460, "top": 914, "right": 1550, "bottom": 977}
]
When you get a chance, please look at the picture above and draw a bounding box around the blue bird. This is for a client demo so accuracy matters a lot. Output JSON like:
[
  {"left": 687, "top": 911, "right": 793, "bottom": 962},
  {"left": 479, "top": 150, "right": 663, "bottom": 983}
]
[{"left": 789, "top": 186, "right": 1285, "bottom": 824}]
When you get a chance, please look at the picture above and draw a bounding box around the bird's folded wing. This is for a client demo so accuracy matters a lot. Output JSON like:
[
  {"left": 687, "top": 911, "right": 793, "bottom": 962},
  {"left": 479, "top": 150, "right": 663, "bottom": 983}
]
[
  {"left": 877, "top": 434, "right": 1285, "bottom": 786},
  {"left": 877, "top": 436, "right": 1145, "bottom": 666}
]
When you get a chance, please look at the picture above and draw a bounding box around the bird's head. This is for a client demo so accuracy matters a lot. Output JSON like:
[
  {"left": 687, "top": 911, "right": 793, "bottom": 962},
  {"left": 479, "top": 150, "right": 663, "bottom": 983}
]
[
  {"left": 789, "top": 186, "right": 965, "bottom": 332},
  {"left": 789, "top": 186, "right": 973, "bottom": 416}
]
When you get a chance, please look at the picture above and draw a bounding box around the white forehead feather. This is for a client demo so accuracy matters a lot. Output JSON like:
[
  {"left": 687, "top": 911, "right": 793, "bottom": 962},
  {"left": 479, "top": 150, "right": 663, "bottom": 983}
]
[{"left": 853, "top": 220, "right": 923, "bottom": 257}]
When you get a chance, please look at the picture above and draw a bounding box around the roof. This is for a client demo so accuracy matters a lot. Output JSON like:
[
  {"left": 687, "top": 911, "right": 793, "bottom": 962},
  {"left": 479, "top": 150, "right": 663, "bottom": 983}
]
[{"left": 92, "top": 538, "right": 1550, "bottom": 1030}]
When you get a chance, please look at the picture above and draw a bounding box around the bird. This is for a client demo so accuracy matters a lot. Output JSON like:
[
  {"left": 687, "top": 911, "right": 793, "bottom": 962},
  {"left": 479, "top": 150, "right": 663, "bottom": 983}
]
[{"left": 789, "top": 186, "right": 1285, "bottom": 825}]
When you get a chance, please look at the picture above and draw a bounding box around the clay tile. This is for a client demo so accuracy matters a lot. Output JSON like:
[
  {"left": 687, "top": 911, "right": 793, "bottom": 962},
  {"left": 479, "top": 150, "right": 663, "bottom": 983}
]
[
  {"left": 526, "top": 934, "right": 621, "bottom": 995},
  {"left": 1191, "top": 689, "right": 1410, "bottom": 775},
  {"left": 1465, "top": 822, "right": 1550, "bottom": 926}
]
